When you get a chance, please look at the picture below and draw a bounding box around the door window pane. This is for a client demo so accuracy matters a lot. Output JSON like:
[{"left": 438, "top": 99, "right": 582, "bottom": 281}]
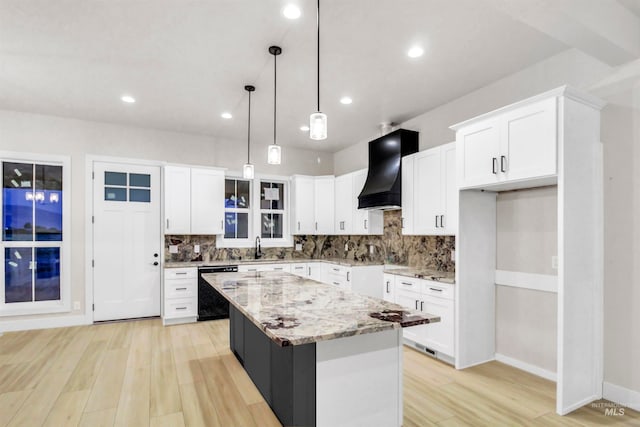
[
  {"left": 261, "top": 213, "right": 283, "bottom": 239},
  {"left": 35, "top": 165, "right": 63, "bottom": 241},
  {"left": 105, "top": 187, "right": 127, "bottom": 201},
  {"left": 3, "top": 162, "right": 34, "bottom": 241},
  {"left": 35, "top": 247, "right": 60, "bottom": 301},
  {"left": 105, "top": 171, "right": 127, "bottom": 186},
  {"left": 129, "top": 189, "right": 150, "bottom": 202},
  {"left": 129, "top": 173, "right": 150, "bottom": 188},
  {"left": 4, "top": 247, "right": 33, "bottom": 303}
]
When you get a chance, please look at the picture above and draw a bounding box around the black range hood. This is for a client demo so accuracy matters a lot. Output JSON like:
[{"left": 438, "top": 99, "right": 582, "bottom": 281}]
[{"left": 357, "top": 129, "right": 419, "bottom": 210}]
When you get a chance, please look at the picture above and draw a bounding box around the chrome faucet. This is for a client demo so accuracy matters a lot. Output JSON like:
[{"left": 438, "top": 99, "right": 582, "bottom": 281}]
[{"left": 255, "top": 236, "right": 263, "bottom": 259}]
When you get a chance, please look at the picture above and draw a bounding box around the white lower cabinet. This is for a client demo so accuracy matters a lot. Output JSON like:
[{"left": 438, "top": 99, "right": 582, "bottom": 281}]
[
  {"left": 163, "top": 267, "right": 198, "bottom": 326},
  {"left": 387, "top": 274, "right": 455, "bottom": 358}
]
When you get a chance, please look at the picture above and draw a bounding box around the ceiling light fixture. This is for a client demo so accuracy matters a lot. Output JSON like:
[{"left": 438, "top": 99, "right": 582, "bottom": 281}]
[
  {"left": 221, "top": 112, "right": 233, "bottom": 119},
  {"left": 340, "top": 96, "right": 352, "bottom": 105},
  {"left": 300, "top": 125, "right": 310, "bottom": 131},
  {"left": 268, "top": 46, "right": 282, "bottom": 165},
  {"left": 309, "top": 0, "right": 327, "bottom": 140},
  {"left": 243, "top": 85, "right": 255, "bottom": 179},
  {"left": 407, "top": 46, "right": 424, "bottom": 58},
  {"left": 121, "top": 95, "right": 135, "bottom": 103},
  {"left": 283, "top": 4, "right": 301, "bottom": 19}
]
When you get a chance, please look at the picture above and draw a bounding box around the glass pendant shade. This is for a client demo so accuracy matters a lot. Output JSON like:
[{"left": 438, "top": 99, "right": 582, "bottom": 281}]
[
  {"left": 309, "top": 112, "right": 327, "bottom": 140},
  {"left": 267, "top": 144, "right": 281, "bottom": 165},
  {"left": 243, "top": 163, "right": 254, "bottom": 179}
]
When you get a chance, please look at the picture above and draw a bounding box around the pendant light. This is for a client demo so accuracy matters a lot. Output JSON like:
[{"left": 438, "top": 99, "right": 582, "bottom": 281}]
[
  {"left": 268, "top": 46, "right": 282, "bottom": 165},
  {"left": 243, "top": 85, "right": 255, "bottom": 179},
  {"left": 309, "top": 0, "right": 327, "bottom": 140}
]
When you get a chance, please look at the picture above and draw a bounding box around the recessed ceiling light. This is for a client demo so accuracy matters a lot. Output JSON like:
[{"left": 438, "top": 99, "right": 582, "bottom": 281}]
[
  {"left": 340, "top": 96, "right": 353, "bottom": 105},
  {"left": 407, "top": 46, "right": 424, "bottom": 58},
  {"left": 283, "top": 4, "right": 301, "bottom": 19},
  {"left": 121, "top": 95, "right": 135, "bottom": 103},
  {"left": 300, "top": 125, "right": 310, "bottom": 131},
  {"left": 221, "top": 112, "right": 233, "bottom": 119}
]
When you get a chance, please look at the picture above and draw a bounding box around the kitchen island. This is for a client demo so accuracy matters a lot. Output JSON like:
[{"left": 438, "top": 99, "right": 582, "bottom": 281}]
[{"left": 202, "top": 271, "right": 439, "bottom": 427}]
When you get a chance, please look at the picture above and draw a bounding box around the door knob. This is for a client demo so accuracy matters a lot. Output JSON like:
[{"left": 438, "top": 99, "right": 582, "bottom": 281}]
[{"left": 153, "top": 253, "right": 159, "bottom": 257}]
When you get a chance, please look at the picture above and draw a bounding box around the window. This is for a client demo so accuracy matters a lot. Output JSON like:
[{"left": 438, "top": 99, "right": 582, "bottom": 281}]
[
  {"left": 104, "top": 171, "right": 151, "bottom": 203},
  {"left": 217, "top": 175, "right": 290, "bottom": 248},
  {"left": 1, "top": 155, "right": 70, "bottom": 315}
]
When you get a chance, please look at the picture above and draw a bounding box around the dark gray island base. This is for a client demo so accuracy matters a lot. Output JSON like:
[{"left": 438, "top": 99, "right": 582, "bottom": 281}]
[
  {"left": 203, "top": 271, "right": 440, "bottom": 427},
  {"left": 230, "top": 304, "right": 316, "bottom": 426}
]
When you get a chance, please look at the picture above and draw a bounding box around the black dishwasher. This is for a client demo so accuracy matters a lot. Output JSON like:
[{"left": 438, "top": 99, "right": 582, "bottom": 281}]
[{"left": 197, "top": 265, "right": 238, "bottom": 321}]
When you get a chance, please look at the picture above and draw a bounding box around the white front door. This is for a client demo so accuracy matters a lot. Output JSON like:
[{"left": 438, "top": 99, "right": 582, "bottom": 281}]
[{"left": 92, "top": 161, "right": 161, "bottom": 321}]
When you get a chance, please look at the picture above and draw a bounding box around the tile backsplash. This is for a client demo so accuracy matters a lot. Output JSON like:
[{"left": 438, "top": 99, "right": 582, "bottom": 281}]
[{"left": 165, "top": 210, "right": 455, "bottom": 272}]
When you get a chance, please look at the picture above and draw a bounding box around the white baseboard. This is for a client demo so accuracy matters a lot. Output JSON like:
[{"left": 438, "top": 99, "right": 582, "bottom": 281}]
[
  {"left": 558, "top": 394, "right": 600, "bottom": 415},
  {"left": 495, "top": 353, "right": 557, "bottom": 382},
  {"left": 603, "top": 382, "right": 640, "bottom": 412},
  {"left": 455, "top": 356, "right": 496, "bottom": 370},
  {"left": 0, "top": 314, "right": 91, "bottom": 333}
]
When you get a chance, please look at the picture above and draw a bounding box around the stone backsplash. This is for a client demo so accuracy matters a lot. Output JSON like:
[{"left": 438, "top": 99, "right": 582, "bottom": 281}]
[{"left": 165, "top": 210, "right": 455, "bottom": 272}]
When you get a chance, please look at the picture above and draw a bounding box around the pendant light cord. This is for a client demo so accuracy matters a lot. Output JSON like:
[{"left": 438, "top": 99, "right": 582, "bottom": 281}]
[
  {"left": 247, "top": 90, "right": 251, "bottom": 163},
  {"left": 274, "top": 53, "right": 277, "bottom": 146},
  {"left": 317, "top": 0, "right": 320, "bottom": 112}
]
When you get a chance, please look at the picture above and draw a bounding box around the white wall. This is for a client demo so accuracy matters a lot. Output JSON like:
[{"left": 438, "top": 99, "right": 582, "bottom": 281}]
[{"left": 0, "top": 110, "right": 332, "bottom": 322}]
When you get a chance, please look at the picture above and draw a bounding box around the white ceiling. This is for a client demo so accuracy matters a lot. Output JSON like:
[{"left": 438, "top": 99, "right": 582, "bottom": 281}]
[{"left": 0, "top": 0, "right": 632, "bottom": 152}]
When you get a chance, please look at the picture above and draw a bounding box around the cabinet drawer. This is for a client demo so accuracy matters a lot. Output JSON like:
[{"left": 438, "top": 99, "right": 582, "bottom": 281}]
[
  {"left": 324, "top": 263, "right": 349, "bottom": 277},
  {"left": 396, "top": 288, "right": 421, "bottom": 311},
  {"left": 396, "top": 276, "right": 421, "bottom": 292},
  {"left": 164, "top": 268, "right": 197, "bottom": 280},
  {"left": 290, "top": 263, "right": 307, "bottom": 276},
  {"left": 165, "top": 297, "right": 197, "bottom": 318},
  {"left": 421, "top": 280, "right": 454, "bottom": 300},
  {"left": 165, "top": 279, "right": 197, "bottom": 299}
]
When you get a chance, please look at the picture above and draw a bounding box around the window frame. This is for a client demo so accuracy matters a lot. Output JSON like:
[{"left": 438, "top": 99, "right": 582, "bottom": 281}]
[
  {"left": 0, "top": 152, "right": 71, "bottom": 316},
  {"left": 216, "top": 173, "right": 292, "bottom": 249}
]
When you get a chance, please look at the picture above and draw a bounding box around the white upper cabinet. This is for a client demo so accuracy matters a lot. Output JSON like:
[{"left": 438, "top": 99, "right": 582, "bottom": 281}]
[
  {"left": 291, "top": 175, "right": 316, "bottom": 234},
  {"left": 334, "top": 173, "right": 353, "bottom": 235},
  {"left": 402, "top": 142, "right": 457, "bottom": 236},
  {"left": 291, "top": 175, "right": 335, "bottom": 235},
  {"left": 352, "top": 169, "right": 383, "bottom": 235},
  {"left": 164, "top": 166, "right": 191, "bottom": 234},
  {"left": 191, "top": 168, "right": 225, "bottom": 235},
  {"left": 455, "top": 97, "right": 557, "bottom": 190},
  {"left": 314, "top": 176, "right": 335, "bottom": 234},
  {"left": 164, "top": 166, "right": 225, "bottom": 235}
]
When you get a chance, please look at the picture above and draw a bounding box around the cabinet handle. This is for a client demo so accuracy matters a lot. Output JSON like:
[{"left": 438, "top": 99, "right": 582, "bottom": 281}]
[
  {"left": 221, "top": 220, "right": 223, "bottom": 230},
  {"left": 166, "top": 219, "right": 170, "bottom": 229},
  {"left": 347, "top": 271, "right": 350, "bottom": 282},
  {"left": 401, "top": 282, "right": 413, "bottom": 286},
  {"left": 176, "top": 307, "right": 187, "bottom": 311},
  {"left": 401, "top": 217, "right": 404, "bottom": 228},
  {"left": 420, "top": 301, "right": 424, "bottom": 311},
  {"left": 415, "top": 300, "right": 419, "bottom": 310},
  {"left": 333, "top": 268, "right": 340, "bottom": 272},
  {"left": 386, "top": 281, "right": 390, "bottom": 293},
  {"left": 175, "top": 272, "right": 187, "bottom": 275},
  {"left": 429, "top": 287, "right": 443, "bottom": 292},
  {"left": 176, "top": 287, "right": 187, "bottom": 290},
  {"left": 340, "top": 221, "right": 344, "bottom": 230},
  {"left": 298, "top": 221, "right": 300, "bottom": 231},
  {"left": 440, "top": 215, "right": 444, "bottom": 228},
  {"left": 435, "top": 215, "right": 439, "bottom": 228},
  {"left": 364, "top": 219, "right": 367, "bottom": 229},
  {"left": 492, "top": 157, "right": 497, "bottom": 174},
  {"left": 315, "top": 222, "right": 318, "bottom": 231},
  {"left": 333, "top": 281, "right": 340, "bottom": 286},
  {"left": 308, "top": 267, "right": 311, "bottom": 276},
  {"left": 500, "top": 155, "right": 507, "bottom": 173},
  {"left": 274, "top": 267, "right": 283, "bottom": 271}
]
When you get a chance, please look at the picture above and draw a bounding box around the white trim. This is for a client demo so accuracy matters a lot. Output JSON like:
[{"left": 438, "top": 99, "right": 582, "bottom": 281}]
[
  {"left": 557, "top": 395, "right": 601, "bottom": 416},
  {"left": 495, "top": 270, "right": 558, "bottom": 293},
  {"left": 455, "top": 356, "right": 496, "bottom": 370},
  {"left": 0, "top": 314, "right": 90, "bottom": 333},
  {"left": 495, "top": 353, "right": 557, "bottom": 382},
  {"left": 603, "top": 382, "right": 640, "bottom": 413}
]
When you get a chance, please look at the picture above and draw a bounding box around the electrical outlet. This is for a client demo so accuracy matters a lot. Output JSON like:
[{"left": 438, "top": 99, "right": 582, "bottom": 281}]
[
  {"left": 451, "top": 250, "right": 456, "bottom": 261},
  {"left": 295, "top": 243, "right": 302, "bottom": 251},
  {"left": 344, "top": 243, "right": 349, "bottom": 251},
  {"left": 169, "top": 245, "right": 179, "bottom": 254},
  {"left": 552, "top": 256, "right": 558, "bottom": 269},
  {"left": 194, "top": 244, "right": 200, "bottom": 253},
  {"left": 73, "top": 301, "right": 80, "bottom": 310},
  {"left": 369, "top": 245, "right": 375, "bottom": 254}
]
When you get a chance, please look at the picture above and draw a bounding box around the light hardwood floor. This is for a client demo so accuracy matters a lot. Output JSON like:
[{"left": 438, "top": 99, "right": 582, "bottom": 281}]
[{"left": 0, "top": 318, "right": 638, "bottom": 427}]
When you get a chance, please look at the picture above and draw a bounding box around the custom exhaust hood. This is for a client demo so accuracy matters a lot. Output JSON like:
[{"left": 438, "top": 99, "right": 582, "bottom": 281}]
[{"left": 357, "top": 128, "right": 419, "bottom": 210}]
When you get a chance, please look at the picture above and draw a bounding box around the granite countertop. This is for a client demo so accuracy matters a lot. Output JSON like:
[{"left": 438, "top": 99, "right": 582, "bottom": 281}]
[
  {"left": 164, "top": 257, "right": 384, "bottom": 268},
  {"left": 384, "top": 266, "right": 456, "bottom": 284},
  {"left": 202, "top": 271, "right": 440, "bottom": 347}
]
